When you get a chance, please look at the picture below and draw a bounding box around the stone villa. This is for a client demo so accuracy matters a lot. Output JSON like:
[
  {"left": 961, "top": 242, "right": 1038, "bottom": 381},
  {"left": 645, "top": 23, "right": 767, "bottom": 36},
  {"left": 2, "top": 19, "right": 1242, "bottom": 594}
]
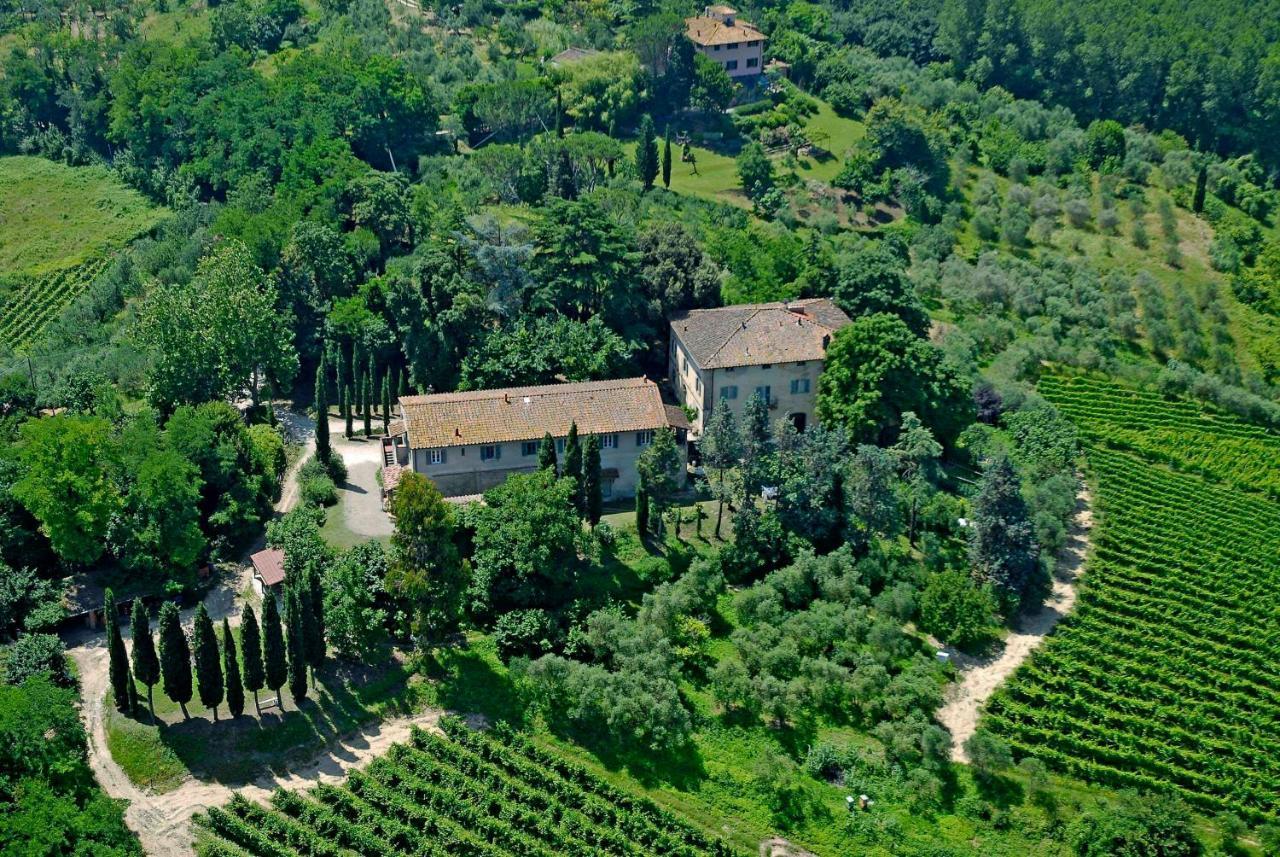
[
  {"left": 669, "top": 298, "right": 851, "bottom": 436},
  {"left": 685, "top": 5, "right": 767, "bottom": 79},
  {"left": 383, "top": 378, "right": 688, "bottom": 500}
]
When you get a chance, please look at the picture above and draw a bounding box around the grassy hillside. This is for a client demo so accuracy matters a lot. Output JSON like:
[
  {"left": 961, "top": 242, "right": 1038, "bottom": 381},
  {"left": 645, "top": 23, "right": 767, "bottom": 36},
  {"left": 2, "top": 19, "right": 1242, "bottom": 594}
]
[
  {"left": 0, "top": 156, "right": 163, "bottom": 277},
  {"left": 0, "top": 156, "right": 164, "bottom": 350}
]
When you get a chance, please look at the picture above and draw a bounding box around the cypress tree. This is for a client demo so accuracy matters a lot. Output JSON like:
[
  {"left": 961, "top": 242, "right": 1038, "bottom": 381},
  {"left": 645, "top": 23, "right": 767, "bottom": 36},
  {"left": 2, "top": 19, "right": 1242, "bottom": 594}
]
[
  {"left": 399, "top": 367, "right": 409, "bottom": 397},
  {"left": 285, "top": 588, "right": 309, "bottom": 705},
  {"left": 343, "top": 384, "right": 353, "bottom": 439},
  {"left": 635, "top": 484, "right": 649, "bottom": 534},
  {"left": 662, "top": 128, "right": 673, "bottom": 189},
  {"left": 564, "top": 422, "right": 583, "bottom": 515},
  {"left": 1193, "top": 165, "right": 1208, "bottom": 213},
  {"left": 240, "top": 605, "right": 264, "bottom": 715},
  {"left": 351, "top": 343, "right": 364, "bottom": 417},
  {"left": 192, "top": 603, "right": 223, "bottom": 721},
  {"left": 130, "top": 599, "right": 160, "bottom": 721},
  {"left": 382, "top": 374, "right": 392, "bottom": 435},
  {"left": 555, "top": 147, "right": 578, "bottom": 200},
  {"left": 315, "top": 356, "right": 331, "bottom": 466},
  {"left": 333, "top": 341, "right": 345, "bottom": 415},
  {"left": 303, "top": 567, "right": 326, "bottom": 687},
  {"left": 126, "top": 664, "right": 140, "bottom": 716},
  {"left": 261, "top": 593, "right": 288, "bottom": 709},
  {"left": 584, "top": 434, "right": 602, "bottom": 527},
  {"left": 104, "top": 589, "right": 131, "bottom": 714},
  {"left": 222, "top": 618, "right": 244, "bottom": 718},
  {"left": 157, "top": 601, "right": 193, "bottom": 720},
  {"left": 363, "top": 362, "right": 373, "bottom": 437},
  {"left": 538, "top": 432, "right": 557, "bottom": 474},
  {"left": 636, "top": 114, "right": 659, "bottom": 191}
]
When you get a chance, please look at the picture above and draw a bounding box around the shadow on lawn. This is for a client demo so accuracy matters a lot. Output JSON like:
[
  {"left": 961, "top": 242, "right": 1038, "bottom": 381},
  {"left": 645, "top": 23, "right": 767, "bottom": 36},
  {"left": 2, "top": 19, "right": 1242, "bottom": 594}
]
[{"left": 135, "top": 658, "right": 417, "bottom": 787}]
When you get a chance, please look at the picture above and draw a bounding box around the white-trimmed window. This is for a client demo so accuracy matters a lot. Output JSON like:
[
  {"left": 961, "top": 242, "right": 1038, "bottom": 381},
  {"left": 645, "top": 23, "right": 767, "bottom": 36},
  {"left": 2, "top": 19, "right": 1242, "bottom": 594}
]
[
  {"left": 695, "top": 377, "right": 702, "bottom": 393},
  {"left": 428, "top": 448, "right": 445, "bottom": 465},
  {"left": 481, "top": 445, "right": 501, "bottom": 461},
  {"left": 601, "top": 434, "right": 618, "bottom": 449},
  {"left": 556, "top": 437, "right": 566, "bottom": 454},
  {"left": 790, "top": 378, "right": 811, "bottom": 394},
  {"left": 725, "top": 59, "right": 738, "bottom": 70},
  {"left": 746, "top": 57, "right": 758, "bottom": 68},
  {"left": 755, "top": 385, "right": 771, "bottom": 401},
  {"left": 720, "top": 385, "right": 739, "bottom": 400},
  {"left": 636, "top": 430, "right": 655, "bottom": 447},
  {"left": 522, "top": 441, "right": 538, "bottom": 457}
]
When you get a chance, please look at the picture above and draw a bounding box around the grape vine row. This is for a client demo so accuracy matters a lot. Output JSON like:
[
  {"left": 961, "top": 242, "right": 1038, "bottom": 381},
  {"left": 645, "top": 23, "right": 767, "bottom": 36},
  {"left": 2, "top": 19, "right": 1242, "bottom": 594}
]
[
  {"left": 983, "top": 374, "right": 1280, "bottom": 820},
  {"left": 194, "top": 721, "right": 741, "bottom": 857}
]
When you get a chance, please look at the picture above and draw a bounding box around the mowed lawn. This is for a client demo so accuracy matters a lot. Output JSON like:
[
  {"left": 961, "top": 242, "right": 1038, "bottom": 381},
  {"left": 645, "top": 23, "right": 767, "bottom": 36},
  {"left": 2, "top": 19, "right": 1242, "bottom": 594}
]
[
  {"left": 622, "top": 99, "right": 864, "bottom": 208},
  {"left": 0, "top": 156, "right": 164, "bottom": 276}
]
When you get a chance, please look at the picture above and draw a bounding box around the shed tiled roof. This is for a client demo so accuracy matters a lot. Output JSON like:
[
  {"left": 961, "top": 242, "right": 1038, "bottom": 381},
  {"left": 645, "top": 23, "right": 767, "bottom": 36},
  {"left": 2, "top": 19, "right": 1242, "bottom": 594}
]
[
  {"left": 250, "top": 548, "right": 286, "bottom": 587},
  {"left": 670, "top": 298, "right": 851, "bottom": 370},
  {"left": 685, "top": 14, "right": 765, "bottom": 46},
  {"left": 400, "top": 378, "right": 674, "bottom": 449}
]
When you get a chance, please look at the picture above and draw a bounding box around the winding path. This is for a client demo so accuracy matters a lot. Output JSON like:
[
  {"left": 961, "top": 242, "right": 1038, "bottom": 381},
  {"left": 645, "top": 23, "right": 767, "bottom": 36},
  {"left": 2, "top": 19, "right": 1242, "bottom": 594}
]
[
  {"left": 67, "top": 408, "right": 439, "bottom": 856},
  {"left": 73, "top": 639, "right": 442, "bottom": 857},
  {"left": 935, "top": 486, "right": 1093, "bottom": 761}
]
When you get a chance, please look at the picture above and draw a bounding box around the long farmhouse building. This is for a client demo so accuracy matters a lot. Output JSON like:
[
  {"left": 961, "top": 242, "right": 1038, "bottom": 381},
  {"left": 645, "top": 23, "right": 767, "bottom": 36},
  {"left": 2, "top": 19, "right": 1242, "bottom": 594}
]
[{"left": 383, "top": 378, "right": 688, "bottom": 500}]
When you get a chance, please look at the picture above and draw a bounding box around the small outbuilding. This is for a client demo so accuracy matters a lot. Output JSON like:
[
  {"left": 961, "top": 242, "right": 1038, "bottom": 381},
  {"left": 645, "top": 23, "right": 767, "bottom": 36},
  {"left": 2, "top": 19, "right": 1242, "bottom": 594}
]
[{"left": 250, "top": 548, "right": 286, "bottom": 598}]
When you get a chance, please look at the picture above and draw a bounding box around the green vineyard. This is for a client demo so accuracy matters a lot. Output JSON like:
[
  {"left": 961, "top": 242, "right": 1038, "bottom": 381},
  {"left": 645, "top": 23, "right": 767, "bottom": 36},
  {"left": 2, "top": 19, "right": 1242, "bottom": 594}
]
[
  {"left": 985, "top": 374, "right": 1280, "bottom": 820},
  {"left": 195, "top": 718, "right": 739, "bottom": 857},
  {"left": 0, "top": 256, "right": 111, "bottom": 349},
  {"left": 1037, "top": 373, "right": 1280, "bottom": 498}
]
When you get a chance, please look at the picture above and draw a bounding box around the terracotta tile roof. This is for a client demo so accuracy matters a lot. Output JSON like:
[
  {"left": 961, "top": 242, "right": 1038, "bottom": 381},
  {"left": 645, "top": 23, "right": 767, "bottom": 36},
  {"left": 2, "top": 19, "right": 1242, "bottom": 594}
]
[
  {"left": 400, "top": 378, "right": 675, "bottom": 449},
  {"left": 671, "top": 298, "right": 851, "bottom": 370},
  {"left": 685, "top": 14, "right": 765, "bottom": 46},
  {"left": 386, "top": 419, "right": 404, "bottom": 438},
  {"left": 382, "top": 464, "right": 404, "bottom": 493},
  {"left": 665, "top": 404, "right": 692, "bottom": 431},
  {"left": 250, "top": 548, "right": 286, "bottom": 587}
]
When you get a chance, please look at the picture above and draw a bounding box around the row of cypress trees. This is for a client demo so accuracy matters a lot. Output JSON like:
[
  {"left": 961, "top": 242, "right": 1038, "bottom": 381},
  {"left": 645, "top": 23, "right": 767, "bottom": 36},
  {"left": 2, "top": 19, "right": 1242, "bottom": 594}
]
[
  {"left": 105, "top": 570, "right": 326, "bottom": 722},
  {"left": 535, "top": 421, "right": 603, "bottom": 526},
  {"left": 322, "top": 342, "right": 401, "bottom": 443}
]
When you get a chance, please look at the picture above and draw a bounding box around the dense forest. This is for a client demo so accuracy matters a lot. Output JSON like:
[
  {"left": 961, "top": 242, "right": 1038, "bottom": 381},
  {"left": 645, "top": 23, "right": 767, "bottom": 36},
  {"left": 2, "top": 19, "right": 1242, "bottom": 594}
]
[{"left": 1, "top": 0, "right": 1279, "bottom": 852}]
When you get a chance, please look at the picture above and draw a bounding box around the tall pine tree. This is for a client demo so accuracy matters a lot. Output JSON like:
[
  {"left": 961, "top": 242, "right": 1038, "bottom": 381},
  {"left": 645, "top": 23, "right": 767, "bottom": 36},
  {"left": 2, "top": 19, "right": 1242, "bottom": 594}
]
[
  {"left": 564, "top": 422, "right": 583, "bottom": 515},
  {"left": 240, "top": 605, "right": 265, "bottom": 715},
  {"left": 636, "top": 114, "right": 659, "bottom": 191},
  {"left": 662, "top": 128, "right": 673, "bottom": 189},
  {"left": 333, "top": 341, "right": 345, "bottom": 415},
  {"left": 157, "top": 601, "right": 193, "bottom": 719},
  {"left": 583, "top": 434, "right": 602, "bottom": 527},
  {"left": 104, "top": 589, "right": 131, "bottom": 714},
  {"left": 538, "top": 432, "right": 557, "bottom": 474},
  {"left": 130, "top": 599, "right": 160, "bottom": 721},
  {"left": 222, "top": 618, "right": 244, "bottom": 718},
  {"left": 315, "top": 356, "right": 331, "bottom": 466},
  {"left": 192, "top": 603, "right": 223, "bottom": 721},
  {"left": 261, "top": 593, "right": 288, "bottom": 709},
  {"left": 285, "top": 587, "right": 308, "bottom": 705},
  {"left": 969, "top": 454, "right": 1040, "bottom": 613}
]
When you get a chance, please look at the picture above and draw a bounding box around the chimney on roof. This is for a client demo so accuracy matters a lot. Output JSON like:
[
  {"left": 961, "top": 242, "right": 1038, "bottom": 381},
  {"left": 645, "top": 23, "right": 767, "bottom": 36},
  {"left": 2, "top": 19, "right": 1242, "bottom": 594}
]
[
  {"left": 821, "top": 334, "right": 831, "bottom": 349},
  {"left": 455, "top": 427, "right": 461, "bottom": 437},
  {"left": 741, "top": 321, "right": 748, "bottom": 329},
  {"left": 504, "top": 393, "right": 510, "bottom": 403}
]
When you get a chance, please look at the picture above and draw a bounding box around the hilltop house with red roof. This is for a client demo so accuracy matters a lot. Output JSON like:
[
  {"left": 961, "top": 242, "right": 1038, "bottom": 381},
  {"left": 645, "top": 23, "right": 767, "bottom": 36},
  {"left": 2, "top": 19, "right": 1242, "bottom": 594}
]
[
  {"left": 669, "top": 298, "right": 851, "bottom": 436},
  {"left": 685, "top": 6, "right": 767, "bottom": 79}
]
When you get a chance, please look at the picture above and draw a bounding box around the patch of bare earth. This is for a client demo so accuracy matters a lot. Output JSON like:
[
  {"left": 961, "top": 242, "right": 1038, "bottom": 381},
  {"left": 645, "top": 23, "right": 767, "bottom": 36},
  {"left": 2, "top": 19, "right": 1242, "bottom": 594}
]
[{"left": 934, "top": 485, "right": 1093, "bottom": 762}]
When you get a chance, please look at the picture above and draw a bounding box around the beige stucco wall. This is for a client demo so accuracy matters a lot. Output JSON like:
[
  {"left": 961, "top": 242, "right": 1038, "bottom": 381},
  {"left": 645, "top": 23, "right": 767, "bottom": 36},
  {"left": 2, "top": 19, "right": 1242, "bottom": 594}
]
[
  {"left": 695, "top": 40, "right": 763, "bottom": 77},
  {"left": 669, "top": 335, "right": 822, "bottom": 436},
  {"left": 405, "top": 431, "right": 685, "bottom": 499}
]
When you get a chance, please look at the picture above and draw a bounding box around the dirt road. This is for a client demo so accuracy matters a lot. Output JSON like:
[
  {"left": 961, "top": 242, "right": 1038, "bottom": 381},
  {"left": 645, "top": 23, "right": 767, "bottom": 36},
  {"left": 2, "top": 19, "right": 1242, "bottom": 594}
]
[
  {"left": 935, "top": 486, "right": 1093, "bottom": 761},
  {"left": 74, "top": 637, "right": 441, "bottom": 856},
  {"left": 66, "top": 406, "right": 439, "bottom": 855}
]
